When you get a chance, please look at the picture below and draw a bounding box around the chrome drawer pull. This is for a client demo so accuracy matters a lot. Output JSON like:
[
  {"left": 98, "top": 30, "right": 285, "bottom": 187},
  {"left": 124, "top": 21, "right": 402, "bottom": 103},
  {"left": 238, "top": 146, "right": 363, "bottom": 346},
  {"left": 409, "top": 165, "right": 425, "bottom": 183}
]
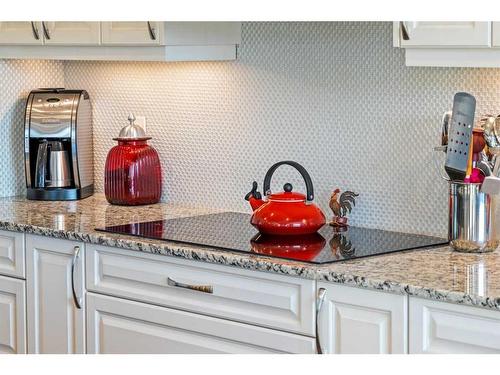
[
  {"left": 31, "top": 22, "right": 40, "bottom": 40},
  {"left": 400, "top": 21, "right": 410, "bottom": 41},
  {"left": 316, "top": 287, "right": 327, "bottom": 354},
  {"left": 167, "top": 277, "right": 213, "bottom": 294},
  {"left": 41, "top": 22, "right": 51, "bottom": 40},
  {"left": 71, "top": 246, "right": 82, "bottom": 309},
  {"left": 147, "top": 21, "right": 157, "bottom": 40}
]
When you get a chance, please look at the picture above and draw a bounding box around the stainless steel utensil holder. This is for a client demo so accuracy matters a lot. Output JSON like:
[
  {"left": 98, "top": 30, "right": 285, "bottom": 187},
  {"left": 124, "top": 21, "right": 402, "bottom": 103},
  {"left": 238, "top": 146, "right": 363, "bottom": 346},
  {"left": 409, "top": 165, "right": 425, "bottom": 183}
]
[{"left": 449, "top": 182, "right": 499, "bottom": 253}]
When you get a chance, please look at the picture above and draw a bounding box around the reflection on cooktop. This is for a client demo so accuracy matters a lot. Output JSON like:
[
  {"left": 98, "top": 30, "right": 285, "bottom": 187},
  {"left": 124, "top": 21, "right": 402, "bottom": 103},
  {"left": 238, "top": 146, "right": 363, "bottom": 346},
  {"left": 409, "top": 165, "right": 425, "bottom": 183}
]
[{"left": 95, "top": 212, "right": 447, "bottom": 264}]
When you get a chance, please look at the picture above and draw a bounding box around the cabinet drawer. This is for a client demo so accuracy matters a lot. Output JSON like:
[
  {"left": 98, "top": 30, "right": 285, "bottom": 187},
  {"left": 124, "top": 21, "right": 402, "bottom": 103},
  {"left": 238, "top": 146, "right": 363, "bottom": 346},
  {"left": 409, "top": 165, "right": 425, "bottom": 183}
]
[
  {"left": 0, "top": 231, "right": 24, "bottom": 279},
  {"left": 87, "top": 292, "right": 315, "bottom": 354},
  {"left": 86, "top": 245, "right": 315, "bottom": 336},
  {"left": 410, "top": 297, "right": 500, "bottom": 353},
  {"left": 0, "top": 275, "right": 26, "bottom": 354}
]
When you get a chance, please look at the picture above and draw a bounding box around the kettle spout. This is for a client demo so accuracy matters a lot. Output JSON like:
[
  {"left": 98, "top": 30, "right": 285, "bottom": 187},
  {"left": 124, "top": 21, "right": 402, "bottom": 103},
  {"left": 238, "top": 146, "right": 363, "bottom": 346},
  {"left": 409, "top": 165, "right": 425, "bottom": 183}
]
[{"left": 245, "top": 181, "right": 264, "bottom": 211}]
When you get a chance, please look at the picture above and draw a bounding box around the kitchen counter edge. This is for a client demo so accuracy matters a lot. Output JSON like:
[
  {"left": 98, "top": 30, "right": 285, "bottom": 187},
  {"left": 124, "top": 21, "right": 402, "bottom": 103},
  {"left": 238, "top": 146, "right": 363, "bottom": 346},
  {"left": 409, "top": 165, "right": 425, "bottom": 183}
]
[{"left": 1, "top": 219, "right": 498, "bottom": 312}]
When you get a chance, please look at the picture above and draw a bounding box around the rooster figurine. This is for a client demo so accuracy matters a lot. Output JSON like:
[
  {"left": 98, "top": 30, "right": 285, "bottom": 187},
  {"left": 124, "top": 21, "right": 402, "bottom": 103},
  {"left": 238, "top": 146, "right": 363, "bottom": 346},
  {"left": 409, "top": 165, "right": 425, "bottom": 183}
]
[{"left": 329, "top": 189, "right": 359, "bottom": 227}]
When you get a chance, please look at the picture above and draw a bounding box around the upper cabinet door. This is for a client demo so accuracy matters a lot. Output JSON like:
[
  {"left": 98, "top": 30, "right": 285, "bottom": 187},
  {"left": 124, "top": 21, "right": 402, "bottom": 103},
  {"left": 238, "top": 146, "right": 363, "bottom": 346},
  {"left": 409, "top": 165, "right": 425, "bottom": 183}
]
[
  {"left": 42, "top": 22, "right": 100, "bottom": 45},
  {"left": 492, "top": 22, "right": 500, "bottom": 47},
  {"left": 399, "top": 22, "right": 491, "bottom": 47},
  {"left": 0, "top": 22, "right": 43, "bottom": 45},
  {"left": 101, "top": 22, "right": 162, "bottom": 45}
]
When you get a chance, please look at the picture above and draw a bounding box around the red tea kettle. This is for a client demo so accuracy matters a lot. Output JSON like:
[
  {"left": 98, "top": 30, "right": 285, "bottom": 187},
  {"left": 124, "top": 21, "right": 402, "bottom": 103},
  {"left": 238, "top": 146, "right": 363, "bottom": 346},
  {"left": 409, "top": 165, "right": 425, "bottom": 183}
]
[{"left": 245, "top": 161, "right": 326, "bottom": 235}]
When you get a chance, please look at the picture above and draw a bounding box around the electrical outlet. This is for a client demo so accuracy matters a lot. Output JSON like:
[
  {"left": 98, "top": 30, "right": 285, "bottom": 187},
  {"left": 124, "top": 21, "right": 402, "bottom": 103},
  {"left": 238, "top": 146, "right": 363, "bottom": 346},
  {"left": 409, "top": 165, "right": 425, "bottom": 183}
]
[{"left": 135, "top": 116, "right": 146, "bottom": 132}]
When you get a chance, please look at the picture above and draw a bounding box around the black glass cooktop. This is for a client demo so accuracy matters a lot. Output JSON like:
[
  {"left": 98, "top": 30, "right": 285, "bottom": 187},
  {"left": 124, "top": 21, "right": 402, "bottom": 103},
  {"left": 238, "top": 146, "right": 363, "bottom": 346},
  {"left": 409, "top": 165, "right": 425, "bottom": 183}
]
[{"left": 96, "top": 212, "right": 447, "bottom": 264}]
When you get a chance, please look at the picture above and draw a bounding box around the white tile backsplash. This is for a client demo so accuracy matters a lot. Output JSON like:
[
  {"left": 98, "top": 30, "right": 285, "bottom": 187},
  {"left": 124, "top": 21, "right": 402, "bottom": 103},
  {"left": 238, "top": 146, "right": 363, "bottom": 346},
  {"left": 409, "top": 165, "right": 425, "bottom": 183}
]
[
  {"left": 0, "top": 59, "right": 65, "bottom": 197},
  {"left": 2, "top": 22, "right": 500, "bottom": 236}
]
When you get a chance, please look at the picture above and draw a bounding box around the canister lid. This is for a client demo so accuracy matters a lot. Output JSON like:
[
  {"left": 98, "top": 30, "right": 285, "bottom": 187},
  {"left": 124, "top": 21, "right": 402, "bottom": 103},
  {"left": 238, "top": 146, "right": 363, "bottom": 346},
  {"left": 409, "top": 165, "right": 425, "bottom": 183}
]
[{"left": 114, "top": 114, "right": 151, "bottom": 141}]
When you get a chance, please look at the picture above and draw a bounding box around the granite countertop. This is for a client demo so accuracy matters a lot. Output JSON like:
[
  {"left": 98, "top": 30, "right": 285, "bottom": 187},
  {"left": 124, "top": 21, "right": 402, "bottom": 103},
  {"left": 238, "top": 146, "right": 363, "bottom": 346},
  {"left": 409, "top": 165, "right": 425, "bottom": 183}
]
[{"left": 0, "top": 194, "right": 499, "bottom": 311}]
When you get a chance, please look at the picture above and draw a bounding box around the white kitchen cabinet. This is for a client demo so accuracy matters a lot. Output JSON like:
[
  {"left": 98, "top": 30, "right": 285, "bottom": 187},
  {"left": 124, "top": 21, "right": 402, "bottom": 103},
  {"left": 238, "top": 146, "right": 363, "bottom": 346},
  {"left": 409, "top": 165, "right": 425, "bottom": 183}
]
[
  {"left": 492, "top": 22, "right": 500, "bottom": 47},
  {"left": 101, "top": 22, "right": 162, "bottom": 45},
  {"left": 393, "top": 21, "right": 500, "bottom": 67},
  {"left": 317, "top": 282, "right": 408, "bottom": 354},
  {"left": 0, "top": 22, "right": 43, "bottom": 45},
  {"left": 0, "top": 22, "right": 100, "bottom": 46},
  {"left": 42, "top": 22, "right": 100, "bottom": 45},
  {"left": 26, "top": 235, "right": 85, "bottom": 354},
  {"left": 0, "top": 22, "right": 240, "bottom": 61},
  {"left": 397, "top": 22, "right": 491, "bottom": 48},
  {"left": 86, "top": 244, "right": 315, "bottom": 336},
  {"left": 0, "top": 230, "right": 25, "bottom": 279},
  {"left": 0, "top": 275, "right": 26, "bottom": 354},
  {"left": 87, "top": 292, "right": 315, "bottom": 354},
  {"left": 409, "top": 297, "right": 500, "bottom": 354}
]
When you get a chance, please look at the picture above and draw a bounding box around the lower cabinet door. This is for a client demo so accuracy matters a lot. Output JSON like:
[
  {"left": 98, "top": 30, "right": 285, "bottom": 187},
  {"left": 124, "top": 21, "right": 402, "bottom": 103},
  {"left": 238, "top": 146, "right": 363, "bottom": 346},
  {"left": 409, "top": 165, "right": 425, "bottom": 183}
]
[
  {"left": 317, "top": 283, "right": 408, "bottom": 354},
  {"left": 410, "top": 297, "right": 500, "bottom": 353},
  {"left": 26, "top": 235, "right": 85, "bottom": 354},
  {"left": 0, "top": 275, "right": 26, "bottom": 354},
  {"left": 87, "top": 293, "right": 315, "bottom": 354}
]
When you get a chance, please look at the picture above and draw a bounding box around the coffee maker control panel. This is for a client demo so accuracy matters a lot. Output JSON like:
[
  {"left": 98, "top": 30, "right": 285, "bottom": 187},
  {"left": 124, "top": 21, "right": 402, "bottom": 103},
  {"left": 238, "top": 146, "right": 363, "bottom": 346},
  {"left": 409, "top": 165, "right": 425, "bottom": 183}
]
[{"left": 27, "top": 92, "right": 78, "bottom": 139}]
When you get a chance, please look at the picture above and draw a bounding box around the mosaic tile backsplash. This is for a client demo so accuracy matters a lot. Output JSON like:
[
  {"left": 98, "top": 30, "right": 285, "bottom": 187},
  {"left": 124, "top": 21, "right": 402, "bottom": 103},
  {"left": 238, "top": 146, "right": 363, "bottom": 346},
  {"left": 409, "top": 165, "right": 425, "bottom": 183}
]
[
  {"left": 3, "top": 22, "right": 500, "bottom": 236},
  {"left": 0, "top": 59, "right": 64, "bottom": 197}
]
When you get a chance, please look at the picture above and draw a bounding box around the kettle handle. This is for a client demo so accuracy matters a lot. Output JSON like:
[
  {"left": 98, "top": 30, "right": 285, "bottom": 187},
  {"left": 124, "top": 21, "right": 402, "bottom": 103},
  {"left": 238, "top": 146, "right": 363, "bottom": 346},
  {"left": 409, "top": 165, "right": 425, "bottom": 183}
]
[{"left": 263, "top": 161, "right": 314, "bottom": 201}]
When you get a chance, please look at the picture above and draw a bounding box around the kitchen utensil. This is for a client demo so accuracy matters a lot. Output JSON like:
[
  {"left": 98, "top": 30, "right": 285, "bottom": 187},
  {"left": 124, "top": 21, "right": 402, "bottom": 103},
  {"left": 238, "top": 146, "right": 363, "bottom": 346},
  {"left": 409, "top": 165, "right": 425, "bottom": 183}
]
[
  {"left": 468, "top": 168, "right": 485, "bottom": 183},
  {"left": 465, "top": 128, "right": 486, "bottom": 182},
  {"left": 432, "top": 146, "right": 451, "bottom": 180},
  {"left": 441, "top": 110, "right": 452, "bottom": 147},
  {"left": 445, "top": 92, "right": 476, "bottom": 181},
  {"left": 104, "top": 114, "right": 162, "bottom": 206},
  {"left": 472, "top": 128, "right": 486, "bottom": 154},
  {"left": 449, "top": 181, "right": 499, "bottom": 253},
  {"left": 476, "top": 160, "right": 492, "bottom": 177},
  {"left": 480, "top": 175, "right": 500, "bottom": 195},
  {"left": 493, "top": 157, "right": 500, "bottom": 177},
  {"left": 494, "top": 115, "right": 500, "bottom": 144},
  {"left": 245, "top": 161, "right": 326, "bottom": 235},
  {"left": 479, "top": 115, "right": 500, "bottom": 169},
  {"left": 479, "top": 115, "right": 498, "bottom": 149},
  {"left": 481, "top": 154, "right": 500, "bottom": 195},
  {"left": 464, "top": 136, "right": 474, "bottom": 181}
]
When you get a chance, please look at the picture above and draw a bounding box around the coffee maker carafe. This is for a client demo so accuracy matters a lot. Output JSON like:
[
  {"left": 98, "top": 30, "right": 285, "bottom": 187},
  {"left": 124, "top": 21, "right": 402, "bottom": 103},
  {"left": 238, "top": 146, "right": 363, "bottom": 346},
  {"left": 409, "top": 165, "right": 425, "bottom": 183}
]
[
  {"left": 25, "top": 89, "right": 94, "bottom": 200},
  {"left": 34, "top": 140, "right": 72, "bottom": 188}
]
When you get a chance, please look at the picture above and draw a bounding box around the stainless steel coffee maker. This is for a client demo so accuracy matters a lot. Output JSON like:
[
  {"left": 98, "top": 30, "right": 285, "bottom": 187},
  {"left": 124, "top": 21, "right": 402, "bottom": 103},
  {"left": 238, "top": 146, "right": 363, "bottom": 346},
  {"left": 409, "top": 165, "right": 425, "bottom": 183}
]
[{"left": 25, "top": 89, "right": 94, "bottom": 200}]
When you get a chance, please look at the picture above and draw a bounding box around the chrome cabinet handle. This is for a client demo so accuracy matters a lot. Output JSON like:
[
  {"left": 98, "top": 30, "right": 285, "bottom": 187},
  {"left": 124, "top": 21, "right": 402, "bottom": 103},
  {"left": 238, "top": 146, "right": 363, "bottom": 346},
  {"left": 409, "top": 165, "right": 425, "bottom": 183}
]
[
  {"left": 42, "top": 22, "right": 50, "bottom": 40},
  {"left": 316, "top": 287, "right": 327, "bottom": 354},
  {"left": 167, "top": 277, "right": 213, "bottom": 294},
  {"left": 31, "top": 22, "right": 40, "bottom": 40},
  {"left": 71, "top": 246, "right": 82, "bottom": 309},
  {"left": 400, "top": 21, "right": 410, "bottom": 41},
  {"left": 147, "top": 22, "right": 156, "bottom": 40}
]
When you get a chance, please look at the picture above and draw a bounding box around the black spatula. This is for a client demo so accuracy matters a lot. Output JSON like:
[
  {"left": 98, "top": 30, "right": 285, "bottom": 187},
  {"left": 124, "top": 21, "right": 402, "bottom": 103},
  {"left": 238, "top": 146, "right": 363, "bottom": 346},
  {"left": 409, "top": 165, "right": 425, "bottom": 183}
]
[{"left": 445, "top": 92, "right": 476, "bottom": 181}]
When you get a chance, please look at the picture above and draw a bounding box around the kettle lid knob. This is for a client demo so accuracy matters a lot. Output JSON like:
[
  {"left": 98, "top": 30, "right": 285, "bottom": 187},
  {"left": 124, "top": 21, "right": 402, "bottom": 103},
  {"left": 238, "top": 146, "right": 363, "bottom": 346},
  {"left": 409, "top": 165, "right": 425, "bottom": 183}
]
[{"left": 283, "top": 183, "right": 293, "bottom": 192}]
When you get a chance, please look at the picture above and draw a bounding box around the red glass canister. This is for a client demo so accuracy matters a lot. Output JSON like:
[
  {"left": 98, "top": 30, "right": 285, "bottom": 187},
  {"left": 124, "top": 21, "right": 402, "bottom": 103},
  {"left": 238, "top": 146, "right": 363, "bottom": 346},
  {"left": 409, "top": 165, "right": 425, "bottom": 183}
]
[{"left": 104, "top": 114, "right": 162, "bottom": 205}]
